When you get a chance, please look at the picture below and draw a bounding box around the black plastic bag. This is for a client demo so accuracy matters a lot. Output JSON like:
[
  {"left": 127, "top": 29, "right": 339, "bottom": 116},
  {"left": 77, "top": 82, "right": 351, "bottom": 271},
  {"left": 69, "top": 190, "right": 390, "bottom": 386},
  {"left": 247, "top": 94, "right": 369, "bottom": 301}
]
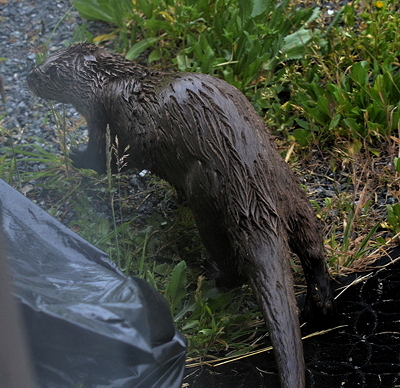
[{"left": 0, "top": 179, "right": 186, "bottom": 388}]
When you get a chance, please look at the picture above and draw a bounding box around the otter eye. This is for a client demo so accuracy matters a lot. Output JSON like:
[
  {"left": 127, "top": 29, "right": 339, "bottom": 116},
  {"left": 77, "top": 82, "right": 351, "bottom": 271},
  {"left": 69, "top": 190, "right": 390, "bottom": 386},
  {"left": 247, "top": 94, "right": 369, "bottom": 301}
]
[{"left": 47, "top": 65, "right": 59, "bottom": 78}]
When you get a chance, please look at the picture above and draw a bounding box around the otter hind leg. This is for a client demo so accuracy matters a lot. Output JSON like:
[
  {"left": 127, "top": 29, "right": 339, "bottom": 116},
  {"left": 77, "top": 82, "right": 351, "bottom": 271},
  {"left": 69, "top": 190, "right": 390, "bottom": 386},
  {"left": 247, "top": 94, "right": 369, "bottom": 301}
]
[
  {"left": 193, "top": 213, "right": 247, "bottom": 288},
  {"left": 289, "top": 211, "right": 336, "bottom": 328},
  {"left": 299, "top": 247, "right": 337, "bottom": 329}
]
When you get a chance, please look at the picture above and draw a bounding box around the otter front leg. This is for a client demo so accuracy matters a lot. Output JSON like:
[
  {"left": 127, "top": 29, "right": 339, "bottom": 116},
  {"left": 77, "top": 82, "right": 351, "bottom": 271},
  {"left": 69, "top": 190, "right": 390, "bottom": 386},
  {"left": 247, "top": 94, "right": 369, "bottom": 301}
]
[
  {"left": 191, "top": 208, "right": 247, "bottom": 288},
  {"left": 70, "top": 121, "right": 108, "bottom": 174}
]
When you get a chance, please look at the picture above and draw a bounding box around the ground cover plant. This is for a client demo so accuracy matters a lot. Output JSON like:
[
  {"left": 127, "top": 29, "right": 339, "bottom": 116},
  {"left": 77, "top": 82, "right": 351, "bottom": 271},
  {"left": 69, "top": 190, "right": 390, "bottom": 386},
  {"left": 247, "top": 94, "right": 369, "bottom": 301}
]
[{"left": 2, "top": 0, "right": 400, "bottom": 364}]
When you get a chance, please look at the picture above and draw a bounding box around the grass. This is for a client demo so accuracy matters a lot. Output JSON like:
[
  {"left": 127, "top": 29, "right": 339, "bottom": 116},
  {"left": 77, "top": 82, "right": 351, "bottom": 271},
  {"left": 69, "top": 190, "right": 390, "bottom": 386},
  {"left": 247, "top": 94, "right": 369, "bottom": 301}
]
[{"left": 2, "top": 0, "right": 400, "bottom": 363}]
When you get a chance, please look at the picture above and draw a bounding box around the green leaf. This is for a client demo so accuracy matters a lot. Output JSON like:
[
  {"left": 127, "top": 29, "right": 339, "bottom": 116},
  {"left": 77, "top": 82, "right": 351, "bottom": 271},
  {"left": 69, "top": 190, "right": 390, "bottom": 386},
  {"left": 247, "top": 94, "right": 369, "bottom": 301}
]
[
  {"left": 329, "top": 114, "right": 341, "bottom": 130},
  {"left": 250, "top": 0, "right": 268, "bottom": 17},
  {"left": 344, "top": 118, "right": 364, "bottom": 136},
  {"left": 125, "top": 37, "right": 161, "bottom": 60},
  {"left": 176, "top": 51, "right": 191, "bottom": 71},
  {"left": 148, "top": 49, "right": 162, "bottom": 63},
  {"left": 73, "top": 0, "right": 116, "bottom": 24},
  {"left": 351, "top": 61, "right": 369, "bottom": 85},
  {"left": 238, "top": 0, "right": 253, "bottom": 25},
  {"left": 200, "top": 328, "right": 215, "bottom": 336},
  {"left": 295, "top": 118, "right": 310, "bottom": 130},
  {"left": 164, "top": 261, "right": 187, "bottom": 313},
  {"left": 394, "top": 157, "right": 400, "bottom": 173},
  {"left": 316, "top": 95, "right": 331, "bottom": 117},
  {"left": 303, "top": 106, "right": 328, "bottom": 125},
  {"left": 282, "top": 28, "right": 312, "bottom": 59},
  {"left": 207, "top": 293, "right": 233, "bottom": 311},
  {"left": 293, "top": 127, "right": 312, "bottom": 146}
]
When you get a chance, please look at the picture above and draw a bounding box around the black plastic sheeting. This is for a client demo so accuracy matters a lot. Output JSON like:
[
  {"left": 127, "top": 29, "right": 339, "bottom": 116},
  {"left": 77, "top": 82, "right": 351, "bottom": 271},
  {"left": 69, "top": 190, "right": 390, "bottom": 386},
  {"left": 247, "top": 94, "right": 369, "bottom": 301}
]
[{"left": 0, "top": 179, "right": 186, "bottom": 388}]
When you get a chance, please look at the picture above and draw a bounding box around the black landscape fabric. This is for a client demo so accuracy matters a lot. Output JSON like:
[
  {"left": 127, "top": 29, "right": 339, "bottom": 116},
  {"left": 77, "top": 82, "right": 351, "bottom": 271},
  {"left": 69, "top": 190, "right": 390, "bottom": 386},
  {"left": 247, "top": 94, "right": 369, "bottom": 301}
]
[
  {"left": 184, "top": 248, "right": 400, "bottom": 388},
  {"left": 0, "top": 179, "right": 186, "bottom": 388}
]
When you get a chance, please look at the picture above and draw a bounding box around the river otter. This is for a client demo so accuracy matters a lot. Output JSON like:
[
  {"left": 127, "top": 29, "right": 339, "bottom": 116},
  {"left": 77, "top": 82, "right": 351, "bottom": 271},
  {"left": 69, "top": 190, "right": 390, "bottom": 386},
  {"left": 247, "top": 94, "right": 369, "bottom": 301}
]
[{"left": 28, "top": 43, "right": 335, "bottom": 388}]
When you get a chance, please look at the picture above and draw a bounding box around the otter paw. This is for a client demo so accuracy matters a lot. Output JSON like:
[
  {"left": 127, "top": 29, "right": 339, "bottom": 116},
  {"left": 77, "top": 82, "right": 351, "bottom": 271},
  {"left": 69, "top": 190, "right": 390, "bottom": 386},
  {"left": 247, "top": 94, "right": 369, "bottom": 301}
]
[
  {"left": 301, "top": 290, "right": 337, "bottom": 330},
  {"left": 70, "top": 145, "right": 87, "bottom": 166},
  {"left": 70, "top": 145, "right": 106, "bottom": 173}
]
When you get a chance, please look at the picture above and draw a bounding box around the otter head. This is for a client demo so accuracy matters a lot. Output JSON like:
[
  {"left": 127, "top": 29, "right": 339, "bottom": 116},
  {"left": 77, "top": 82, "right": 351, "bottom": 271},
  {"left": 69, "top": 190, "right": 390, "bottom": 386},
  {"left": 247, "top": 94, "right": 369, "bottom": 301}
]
[{"left": 27, "top": 43, "right": 103, "bottom": 108}]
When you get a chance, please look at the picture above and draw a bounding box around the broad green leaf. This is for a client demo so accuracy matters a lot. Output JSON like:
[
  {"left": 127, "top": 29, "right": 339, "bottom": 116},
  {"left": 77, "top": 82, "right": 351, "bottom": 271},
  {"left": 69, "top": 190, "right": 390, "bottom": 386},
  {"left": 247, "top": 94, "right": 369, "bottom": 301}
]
[
  {"left": 282, "top": 28, "right": 312, "bottom": 56},
  {"left": 164, "top": 261, "right": 187, "bottom": 313},
  {"left": 316, "top": 96, "right": 331, "bottom": 117},
  {"left": 148, "top": 49, "right": 162, "bottom": 63},
  {"left": 303, "top": 107, "right": 328, "bottom": 125},
  {"left": 293, "top": 127, "right": 312, "bottom": 146},
  {"left": 251, "top": 0, "right": 268, "bottom": 17},
  {"left": 351, "top": 61, "right": 369, "bottom": 85},
  {"left": 125, "top": 37, "right": 161, "bottom": 60},
  {"left": 344, "top": 118, "right": 364, "bottom": 136},
  {"left": 238, "top": 0, "right": 253, "bottom": 25},
  {"left": 329, "top": 114, "right": 341, "bottom": 130},
  {"left": 73, "top": 0, "right": 116, "bottom": 24}
]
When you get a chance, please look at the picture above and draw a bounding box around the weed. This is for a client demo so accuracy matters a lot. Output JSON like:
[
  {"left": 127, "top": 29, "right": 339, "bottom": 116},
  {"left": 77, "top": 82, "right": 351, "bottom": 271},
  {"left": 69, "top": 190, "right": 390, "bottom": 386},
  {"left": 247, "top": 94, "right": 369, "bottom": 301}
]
[
  {"left": 324, "top": 195, "right": 381, "bottom": 270},
  {"left": 291, "top": 60, "right": 400, "bottom": 146}
]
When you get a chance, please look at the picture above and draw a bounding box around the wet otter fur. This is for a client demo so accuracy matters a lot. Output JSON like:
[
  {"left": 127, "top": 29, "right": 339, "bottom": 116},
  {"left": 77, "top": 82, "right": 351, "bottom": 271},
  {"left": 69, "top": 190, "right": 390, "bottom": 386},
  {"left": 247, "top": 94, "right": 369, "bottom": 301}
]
[{"left": 28, "top": 43, "right": 335, "bottom": 388}]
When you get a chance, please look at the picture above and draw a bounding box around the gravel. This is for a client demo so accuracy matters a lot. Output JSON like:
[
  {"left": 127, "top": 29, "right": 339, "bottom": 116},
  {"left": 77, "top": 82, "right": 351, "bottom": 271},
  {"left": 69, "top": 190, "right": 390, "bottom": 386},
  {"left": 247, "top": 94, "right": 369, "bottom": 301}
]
[
  {"left": 0, "top": 0, "right": 109, "bottom": 175},
  {"left": 1, "top": 0, "right": 76, "bottom": 131},
  {"left": 0, "top": 0, "right": 173, "bottom": 228}
]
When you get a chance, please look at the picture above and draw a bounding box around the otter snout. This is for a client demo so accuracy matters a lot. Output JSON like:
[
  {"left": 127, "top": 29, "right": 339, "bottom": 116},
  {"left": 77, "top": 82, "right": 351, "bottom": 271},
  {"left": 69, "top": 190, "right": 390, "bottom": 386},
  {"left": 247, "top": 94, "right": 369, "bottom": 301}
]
[
  {"left": 27, "top": 64, "right": 72, "bottom": 104},
  {"left": 27, "top": 68, "right": 42, "bottom": 97}
]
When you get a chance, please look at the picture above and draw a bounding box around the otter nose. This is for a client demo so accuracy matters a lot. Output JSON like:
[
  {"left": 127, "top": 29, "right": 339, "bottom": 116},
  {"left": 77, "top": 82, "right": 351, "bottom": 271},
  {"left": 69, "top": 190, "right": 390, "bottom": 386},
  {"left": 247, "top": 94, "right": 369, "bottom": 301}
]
[{"left": 27, "top": 69, "right": 39, "bottom": 93}]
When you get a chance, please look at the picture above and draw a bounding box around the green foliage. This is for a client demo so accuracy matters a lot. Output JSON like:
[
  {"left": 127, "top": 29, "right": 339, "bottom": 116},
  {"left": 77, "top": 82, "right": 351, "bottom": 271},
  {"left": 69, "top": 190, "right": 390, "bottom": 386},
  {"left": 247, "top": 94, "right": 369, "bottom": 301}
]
[
  {"left": 168, "top": 274, "right": 261, "bottom": 356},
  {"left": 71, "top": 0, "right": 136, "bottom": 31},
  {"left": 164, "top": 260, "right": 188, "bottom": 312},
  {"left": 386, "top": 203, "right": 400, "bottom": 235},
  {"left": 287, "top": 0, "right": 400, "bottom": 147},
  {"left": 292, "top": 60, "right": 400, "bottom": 144},
  {"left": 1, "top": 140, "right": 68, "bottom": 187},
  {"left": 72, "top": 0, "right": 319, "bottom": 91}
]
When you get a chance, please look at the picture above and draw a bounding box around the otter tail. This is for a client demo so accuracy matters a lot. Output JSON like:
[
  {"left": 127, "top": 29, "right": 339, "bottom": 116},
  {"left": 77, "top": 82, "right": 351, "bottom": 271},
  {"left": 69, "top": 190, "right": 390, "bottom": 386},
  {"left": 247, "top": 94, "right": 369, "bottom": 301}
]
[{"left": 248, "top": 241, "right": 305, "bottom": 388}]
